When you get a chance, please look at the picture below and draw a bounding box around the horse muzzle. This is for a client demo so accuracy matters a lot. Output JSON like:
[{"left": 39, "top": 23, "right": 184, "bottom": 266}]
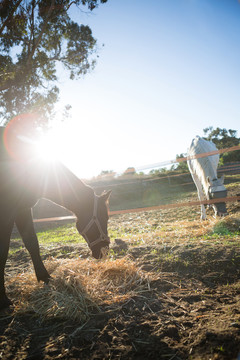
[
  {"left": 209, "top": 189, "right": 228, "bottom": 217},
  {"left": 216, "top": 210, "right": 228, "bottom": 217},
  {"left": 91, "top": 243, "right": 109, "bottom": 259}
]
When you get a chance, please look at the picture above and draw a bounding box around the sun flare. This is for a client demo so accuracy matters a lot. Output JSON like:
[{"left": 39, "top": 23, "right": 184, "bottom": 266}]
[
  {"left": 35, "top": 133, "right": 60, "bottom": 162},
  {"left": 33, "top": 125, "right": 86, "bottom": 176},
  {"left": 34, "top": 118, "right": 113, "bottom": 179}
]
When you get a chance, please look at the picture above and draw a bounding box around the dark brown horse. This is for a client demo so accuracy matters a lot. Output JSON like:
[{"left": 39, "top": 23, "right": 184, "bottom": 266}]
[{"left": 0, "top": 126, "right": 111, "bottom": 309}]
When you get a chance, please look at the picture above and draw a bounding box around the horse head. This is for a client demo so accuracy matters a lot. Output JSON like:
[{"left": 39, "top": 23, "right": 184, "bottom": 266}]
[
  {"left": 207, "top": 176, "right": 227, "bottom": 217},
  {"left": 76, "top": 190, "right": 111, "bottom": 259}
]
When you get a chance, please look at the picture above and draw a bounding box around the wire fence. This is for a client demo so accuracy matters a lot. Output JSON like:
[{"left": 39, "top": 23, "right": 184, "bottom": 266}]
[
  {"left": 33, "top": 194, "right": 240, "bottom": 223},
  {"left": 33, "top": 144, "right": 240, "bottom": 222},
  {"left": 108, "top": 195, "right": 240, "bottom": 216},
  {"left": 135, "top": 144, "right": 240, "bottom": 171}
]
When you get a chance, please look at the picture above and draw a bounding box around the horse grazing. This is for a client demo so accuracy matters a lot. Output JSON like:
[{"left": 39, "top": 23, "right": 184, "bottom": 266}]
[
  {"left": 0, "top": 126, "right": 111, "bottom": 309},
  {"left": 187, "top": 136, "right": 227, "bottom": 220}
]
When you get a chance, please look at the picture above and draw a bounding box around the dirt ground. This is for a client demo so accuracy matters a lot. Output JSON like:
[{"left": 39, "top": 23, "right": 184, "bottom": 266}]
[{"left": 0, "top": 197, "right": 240, "bottom": 359}]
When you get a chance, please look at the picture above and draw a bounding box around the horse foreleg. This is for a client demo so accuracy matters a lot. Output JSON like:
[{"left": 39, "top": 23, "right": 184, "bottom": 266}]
[
  {"left": 15, "top": 209, "right": 51, "bottom": 284},
  {"left": 190, "top": 171, "right": 207, "bottom": 220},
  {"left": 0, "top": 221, "right": 14, "bottom": 309}
]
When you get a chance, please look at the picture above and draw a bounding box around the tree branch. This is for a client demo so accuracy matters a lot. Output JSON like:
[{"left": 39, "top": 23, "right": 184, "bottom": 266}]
[
  {"left": 0, "top": 0, "right": 24, "bottom": 36},
  {"left": 26, "top": 0, "right": 55, "bottom": 66},
  {"left": 65, "top": 1, "right": 78, "bottom": 11}
]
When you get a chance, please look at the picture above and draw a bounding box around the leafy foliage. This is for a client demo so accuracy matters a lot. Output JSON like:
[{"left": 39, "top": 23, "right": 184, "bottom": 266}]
[
  {"left": 0, "top": 0, "right": 108, "bottom": 125},
  {"left": 174, "top": 127, "right": 240, "bottom": 171},
  {"left": 174, "top": 153, "right": 188, "bottom": 172},
  {"left": 203, "top": 127, "right": 240, "bottom": 164}
]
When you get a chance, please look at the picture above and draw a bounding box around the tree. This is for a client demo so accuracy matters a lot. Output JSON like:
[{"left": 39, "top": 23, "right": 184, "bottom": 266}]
[
  {"left": 0, "top": 0, "right": 108, "bottom": 126},
  {"left": 203, "top": 127, "right": 240, "bottom": 164},
  {"left": 174, "top": 127, "right": 240, "bottom": 172},
  {"left": 174, "top": 153, "right": 188, "bottom": 172}
]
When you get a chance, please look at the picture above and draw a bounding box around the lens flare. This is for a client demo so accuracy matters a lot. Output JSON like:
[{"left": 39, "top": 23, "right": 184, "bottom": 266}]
[
  {"left": 35, "top": 133, "right": 59, "bottom": 162},
  {"left": 3, "top": 113, "right": 41, "bottom": 161}
]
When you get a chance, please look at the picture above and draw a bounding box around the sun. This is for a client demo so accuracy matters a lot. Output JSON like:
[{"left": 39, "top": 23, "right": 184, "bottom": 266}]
[
  {"left": 34, "top": 125, "right": 81, "bottom": 173},
  {"left": 34, "top": 128, "right": 67, "bottom": 163},
  {"left": 34, "top": 118, "right": 113, "bottom": 179}
]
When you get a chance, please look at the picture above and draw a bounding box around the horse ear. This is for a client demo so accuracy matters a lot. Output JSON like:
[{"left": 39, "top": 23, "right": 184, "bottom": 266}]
[{"left": 101, "top": 190, "right": 112, "bottom": 202}]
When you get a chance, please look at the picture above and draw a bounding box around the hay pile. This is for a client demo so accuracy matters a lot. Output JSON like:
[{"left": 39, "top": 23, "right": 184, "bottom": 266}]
[{"left": 7, "top": 257, "right": 151, "bottom": 323}]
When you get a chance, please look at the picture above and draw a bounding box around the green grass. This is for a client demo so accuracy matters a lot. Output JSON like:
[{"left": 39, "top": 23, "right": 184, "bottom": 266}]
[
  {"left": 202, "top": 232, "right": 240, "bottom": 241},
  {"left": 8, "top": 243, "right": 24, "bottom": 255},
  {"left": 212, "top": 222, "right": 232, "bottom": 235},
  {"left": 108, "top": 228, "right": 127, "bottom": 239},
  {"left": 11, "top": 224, "right": 85, "bottom": 249},
  {"left": 38, "top": 225, "right": 83, "bottom": 245}
]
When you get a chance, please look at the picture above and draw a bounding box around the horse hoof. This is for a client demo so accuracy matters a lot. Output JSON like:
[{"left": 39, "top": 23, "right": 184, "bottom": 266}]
[
  {"left": 36, "top": 269, "right": 51, "bottom": 284},
  {"left": 37, "top": 274, "right": 52, "bottom": 284}
]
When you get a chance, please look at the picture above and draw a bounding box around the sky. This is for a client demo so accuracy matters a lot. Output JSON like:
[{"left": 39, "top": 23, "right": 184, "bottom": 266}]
[{"left": 53, "top": 0, "right": 240, "bottom": 179}]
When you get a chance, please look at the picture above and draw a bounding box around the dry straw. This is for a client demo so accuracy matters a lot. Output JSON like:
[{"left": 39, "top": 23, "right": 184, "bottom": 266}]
[{"left": 7, "top": 257, "right": 151, "bottom": 323}]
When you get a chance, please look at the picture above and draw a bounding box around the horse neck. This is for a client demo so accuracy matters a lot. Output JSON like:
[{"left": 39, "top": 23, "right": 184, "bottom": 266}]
[{"left": 36, "top": 161, "right": 94, "bottom": 214}]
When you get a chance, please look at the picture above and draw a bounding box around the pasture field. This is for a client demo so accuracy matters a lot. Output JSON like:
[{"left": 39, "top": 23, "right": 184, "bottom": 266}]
[{"left": 1, "top": 177, "right": 240, "bottom": 359}]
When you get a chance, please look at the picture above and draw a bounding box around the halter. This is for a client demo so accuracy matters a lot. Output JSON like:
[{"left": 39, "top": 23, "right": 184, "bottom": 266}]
[
  {"left": 80, "top": 195, "right": 110, "bottom": 250},
  {"left": 209, "top": 185, "right": 226, "bottom": 194}
]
